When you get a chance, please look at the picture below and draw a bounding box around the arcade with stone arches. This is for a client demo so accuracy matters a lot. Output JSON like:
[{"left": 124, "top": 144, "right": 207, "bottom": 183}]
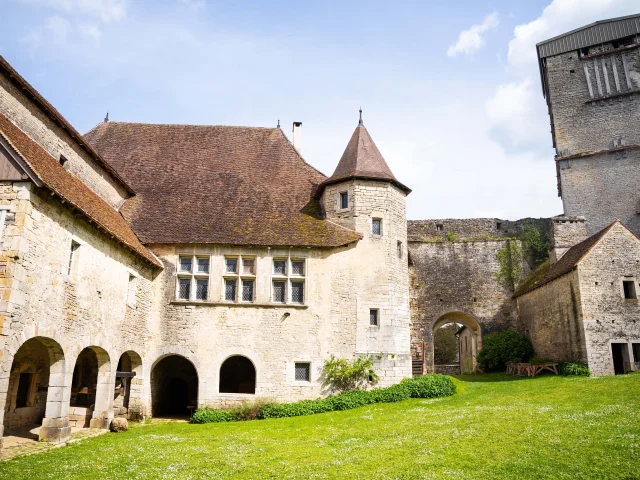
[{"left": 427, "top": 312, "right": 482, "bottom": 375}]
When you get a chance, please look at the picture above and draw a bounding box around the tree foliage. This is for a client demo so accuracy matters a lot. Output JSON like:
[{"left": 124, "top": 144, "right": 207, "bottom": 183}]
[
  {"left": 322, "top": 355, "right": 378, "bottom": 392},
  {"left": 496, "top": 240, "right": 522, "bottom": 291},
  {"left": 434, "top": 323, "right": 460, "bottom": 364}
]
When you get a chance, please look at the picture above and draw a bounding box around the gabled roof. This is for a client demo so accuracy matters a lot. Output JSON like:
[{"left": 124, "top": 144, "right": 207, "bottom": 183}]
[
  {"left": 515, "top": 220, "right": 638, "bottom": 297},
  {"left": 0, "top": 55, "right": 134, "bottom": 195},
  {"left": 0, "top": 113, "right": 161, "bottom": 268},
  {"left": 84, "top": 121, "right": 361, "bottom": 247},
  {"left": 318, "top": 122, "right": 410, "bottom": 195}
]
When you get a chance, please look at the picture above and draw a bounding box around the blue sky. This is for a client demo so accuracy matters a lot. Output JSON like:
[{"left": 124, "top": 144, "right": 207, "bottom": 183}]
[{"left": 1, "top": 0, "right": 639, "bottom": 220}]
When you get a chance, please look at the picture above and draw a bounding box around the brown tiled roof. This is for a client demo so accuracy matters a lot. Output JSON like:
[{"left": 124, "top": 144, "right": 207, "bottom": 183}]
[
  {"left": 514, "top": 221, "right": 622, "bottom": 297},
  {"left": 0, "top": 113, "right": 161, "bottom": 267},
  {"left": 318, "top": 123, "right": 410, "bottom": 195},
  {"left": 0, "top": 55, "right": 134, "bottom": 195},
  {"left": 84, "top": 122, "right": 361, "bottom": 247}
]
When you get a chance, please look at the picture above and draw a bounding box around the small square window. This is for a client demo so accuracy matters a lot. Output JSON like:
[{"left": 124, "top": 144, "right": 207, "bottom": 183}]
[
  {"left": 291, "top": 281, "right": 304, "bottom": 304},
  {"left": 295, "top": 362, "right": 310, "bottom": 382},
  {"left": 623, "top": 280, "right": 637, "bottom": 299},
  {"left": 340, "top": 192, "right": 348, "bottom": 209},
  {"left": 195, "top": 278, "right": 208, "bottom": 300},
  {"left": 291, "top": 260, "right": 305, "bottom": 276},
  {"left": 370, "top": 309, "right": 379, "bottom": 326},
  {"left": 242, "top": 258, "right": 255, "bottom": 275},
  {"left": 225, "top": 258, "right": 238, "bottom": 273},
  {"left": 179, "top": 256, "right": 192, "bottom": 273},
  {"left": 274, "top": 260, "right": 287, "bottom": 275},
  {"left": 178, "top": 278, "right": 191, "bottom": 300},
  {"left": 224, "top": 279, "right": 236, "bottom": 301},
  {"left": 242, "top": 279, "right": 254, "bottom": 302},
  {"left": 436, "top": 224, "right": 443, "bottom": 232},
  {"left": 496, "top": 222, "right": 502, "bottom": 230},
  {"left": 273, "top": 281, "right": 286, "bottom": 303},
  {"left": 197, "top": 257, "right": 210, "bottom": 273},
  {"left": 372, "top": 218, "right": 382, "bottom": 236}
]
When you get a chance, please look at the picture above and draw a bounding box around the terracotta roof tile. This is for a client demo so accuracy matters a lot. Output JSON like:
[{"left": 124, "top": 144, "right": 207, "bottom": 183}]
[
  {"left": 318, "top": 124, "right": 410, "bottom": 194},
  {"left": 0, "top": 113, "right": 161, "bottom": 267},
  {"left": 84, "top": 122, "right": 360, "bottom": 247}
]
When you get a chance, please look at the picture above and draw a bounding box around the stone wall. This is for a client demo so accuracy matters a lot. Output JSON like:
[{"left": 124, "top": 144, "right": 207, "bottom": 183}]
[
  {"left": 0, "top": 180, "right": 154, "bottom": 439},
  {"left": 408, "top": 239, "right": 522, "bottom": 366},
  {"left": 0, "top": 73, "right": 129, "bottom": 210},
  {"left": 407, "top": 218, "right": 550, "bottom": 242},
  {"left": 544, "top": 46, "right": 640, "bottom": 236},
  {"left": 576, "top": 223, "right": 640, "bottom": 376},
  {"left": 558, "top": 149, "right": 640, "bottom": 235},
  {"left": 516, "top": 271, "right": 587, "bottom": 363},
  {"left": 549, "top": 216, "right": 588, "bottom": 262}
]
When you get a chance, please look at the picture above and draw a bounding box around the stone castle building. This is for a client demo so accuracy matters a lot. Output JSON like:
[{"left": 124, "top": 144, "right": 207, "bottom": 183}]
[{"left": 0, "top": 14, "right": 638, "bottom": 447}]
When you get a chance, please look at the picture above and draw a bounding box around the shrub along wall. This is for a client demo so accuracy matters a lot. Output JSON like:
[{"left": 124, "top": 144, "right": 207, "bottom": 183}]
[{"left": 191, "top": 374, "right": 456, "bottom": 424}]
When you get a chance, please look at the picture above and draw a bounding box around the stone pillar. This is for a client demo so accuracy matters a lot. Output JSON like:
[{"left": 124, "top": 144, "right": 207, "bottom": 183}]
[
  {"left": 90, "top": 367, "right": 114, "bottom": 429},
  {"left": 39, "top": 371, "right": 71, "bottom": 443}
]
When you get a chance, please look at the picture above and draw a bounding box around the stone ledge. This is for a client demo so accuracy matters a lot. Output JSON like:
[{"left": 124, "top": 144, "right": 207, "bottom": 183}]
[{"left": 169, "top": 300, "right": 308, "bottom": 309}]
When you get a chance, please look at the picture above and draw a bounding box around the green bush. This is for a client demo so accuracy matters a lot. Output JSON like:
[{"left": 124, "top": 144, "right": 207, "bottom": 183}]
[
  {"left": 232, "top": 399, "right": 269, "bottom": 421},
  {"left": 400, "top": 374, "right": 456, "bottom": 398},
  {"left": 193, "top": 374, "right": 457, "bottom": 423},
  {"left": 477, "top": 330, "right": 533, "bottom": 371},
  {"left": 560, "top": 362, "right": 591, "bottom": 377},
  {"left": 191, "top": 408, "right": 237, "bottom": 424},
  {"left": 323, "top": 355, "right": 379, "bottom": 392}
]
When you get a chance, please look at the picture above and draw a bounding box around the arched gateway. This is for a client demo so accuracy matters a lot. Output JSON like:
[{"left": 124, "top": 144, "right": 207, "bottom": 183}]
[
  {"left": 151, "top": 355, "right": 198, "bottom": 417},
  {"left": 427, "top": 312, "right": 482, "bottom": 374}
]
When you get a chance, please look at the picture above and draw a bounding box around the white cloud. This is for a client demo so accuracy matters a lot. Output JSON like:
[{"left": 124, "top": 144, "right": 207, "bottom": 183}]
[
  {"left": 79, "top": 23, "right": 102, "bottom": 41},
  {"left": 46, "top": 15, "right": 71, "bottom": 40},
  {"left": 447, "top": 12, "right": 499, "bottom": 57},
  {"left": 486, "top": 0, "right": 640, "bottom": 154}
]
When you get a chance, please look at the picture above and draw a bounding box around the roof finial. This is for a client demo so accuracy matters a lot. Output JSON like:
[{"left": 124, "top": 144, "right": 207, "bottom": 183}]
[
  {"left": 277, "top": 118, "right": 280, "bottom": 128},
  {"left": 358, "top": 107, "right": 363, "bottom": 126},
  {"left": 104, "top": 111, "right": 109, "bottom": 123}
]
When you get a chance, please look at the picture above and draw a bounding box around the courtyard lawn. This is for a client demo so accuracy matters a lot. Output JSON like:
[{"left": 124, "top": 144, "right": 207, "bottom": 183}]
[{"left": 2, "top": 374, "right": 640, "bottom": 479}]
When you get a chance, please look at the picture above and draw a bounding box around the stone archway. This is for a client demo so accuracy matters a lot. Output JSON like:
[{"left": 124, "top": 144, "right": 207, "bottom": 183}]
[
  {"left": 219, "top": 355, "right": 256, "bottom": 394},
  {"left": 2, "top": 336, "right": 70, "bottom": 443},
  {"left": 115, "top": 351, "right": 144, "bottom": 420},
  {"left": 426, "top": 312, "right": 482, "bottom": 374},
  {"left": 151, "top": 355, "right": 198, "bottom": 418},
  {"left": 70, "top": 346, "right": 112, "bottom": 429}
]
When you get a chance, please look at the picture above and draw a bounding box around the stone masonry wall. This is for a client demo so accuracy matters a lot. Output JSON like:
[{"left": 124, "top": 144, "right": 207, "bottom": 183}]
[
  {"left": 516, "top": 271, "right": 587, "bottom": 363},
  {"left": 408, "top": 239, "right": 522, "bottom": 365},
  {"left": 558, "top": 149, "right": 640, "bottom": 235},
  {"left": 576, "top": 223, "right": 640, "bottom": 376},
  {"left": 0, "top": 73, "right": 129, "bottom": 210},
  {"left": 0, "top": 181, "right": 154, "bottom": 434},
  {"left": 407, "top": 218, "right": 550, "bottom": 242}
]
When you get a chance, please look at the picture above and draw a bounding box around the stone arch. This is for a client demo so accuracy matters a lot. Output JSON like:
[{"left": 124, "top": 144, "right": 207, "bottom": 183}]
[
  {"left": 219, "top": 355, "right": 256, "bottom": 394},
  {"left": 426, "top": 311, "right": 482, "bottom": 374},
  {"left": 115, "top": 350, "right": 144, "bottom": 420},
  {"left": 1, "top": 336, "right": 70, "bottom": 443},
  {"left": 150, "top": 354, "right": 198, "bottom": 417},
  {"left": 69, "top": 346, "right": 112, "bottom": 429}
]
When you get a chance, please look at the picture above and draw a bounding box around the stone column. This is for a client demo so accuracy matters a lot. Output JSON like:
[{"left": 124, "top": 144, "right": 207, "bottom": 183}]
[
  {"left": 89, "top": 367, "right": 114, "bottom": 429},
  {"left": 39, "top": 371, "right": 71, "bottom": 442}
]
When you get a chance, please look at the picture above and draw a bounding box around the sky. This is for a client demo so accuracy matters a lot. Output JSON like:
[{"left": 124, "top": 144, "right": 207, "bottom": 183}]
[{"left": 1, "top": 0, "right": 639, "bottom": 221}]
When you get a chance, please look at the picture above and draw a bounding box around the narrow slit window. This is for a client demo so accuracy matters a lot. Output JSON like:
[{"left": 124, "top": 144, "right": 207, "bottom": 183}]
[
  {"left": 340, "top": 192, "right": 348, "bottom": 209},
  {"left": 397, "top": 241, "right": 403, "bottom": 259},
  {"left": 68, "top": 241, "right": 80, "bottom": 276},
  {"left": 127, "top": 274, "right": 137, "bottom": 306},
  {"left": 623, "top": 280, "right": 637, "bottom": 299}
]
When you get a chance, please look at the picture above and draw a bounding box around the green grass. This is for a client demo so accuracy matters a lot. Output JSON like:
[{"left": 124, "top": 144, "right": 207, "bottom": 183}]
[{"left": 3, "top": 373, "right": 640, "bottom": 479}]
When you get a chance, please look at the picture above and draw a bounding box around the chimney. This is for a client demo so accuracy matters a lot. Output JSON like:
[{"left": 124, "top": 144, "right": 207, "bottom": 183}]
[
  {"left": 549, "top": 216, "right": 588, "bottom": 264},
  {"left": 292, "top": 122, "right": 302, "bottom": 152}
]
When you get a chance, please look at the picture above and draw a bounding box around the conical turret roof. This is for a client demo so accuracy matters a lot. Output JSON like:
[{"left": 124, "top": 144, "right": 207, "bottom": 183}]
[{"left": 319, "top": 120, "right": 410, "bottom": 194}]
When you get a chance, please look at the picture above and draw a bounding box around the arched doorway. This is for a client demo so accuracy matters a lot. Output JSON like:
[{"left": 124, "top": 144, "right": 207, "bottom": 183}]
[
  {"left": 70, "top": 346, "right": 111, "bottom": 428},
  {"left": 428, "top": 312, "right": 481, "bottom": 374},
  {"left": 114, "top": 351, "right": 144, "bottom": 420},
  {"left": 151, "top": 355, "right": 198, "bottom": 417},
  {"left": 219, "top": 355, "right": 256, "bottom": 394},
  {"left": 3, "top": 337, "right": 67, "bottom": 442}
]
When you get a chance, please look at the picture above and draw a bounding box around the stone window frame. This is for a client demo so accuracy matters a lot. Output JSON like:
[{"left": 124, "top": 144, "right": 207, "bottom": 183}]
[
  {"left": 620, "top": 276, "right": 639, "bottom": 300},
  {"left": 372, "top": 218, "right": 383, "bottom": 236},
  {"left": 66, "top": 238, "right": 82, "bottom": 281},
  {"left": 292, "top": 360, "right": 312, "bottom": 385},
  {"left": 126, "top": 272, "right": 138, "bottom": 308},
  {"left": 271, "top": 257, "right": 306, "bottom": 305},
  {"left": 175, "top": 254, "right": 211, "bottom": 302},
  {"left": 0, "top": 205, "right": 10, "bottom": 242},
  {"left": 223, "top": 255, "right": 256, "bottom": 304}
]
